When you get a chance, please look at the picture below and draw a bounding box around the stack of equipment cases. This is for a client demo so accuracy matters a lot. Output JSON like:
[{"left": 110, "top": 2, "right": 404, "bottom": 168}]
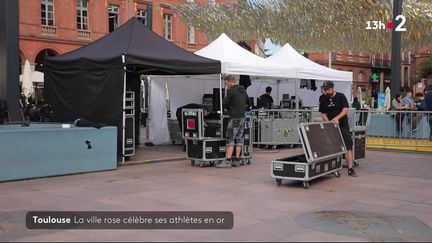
[
  {"left": 123, "top": 91, "right": 135, "bottom": 158},
  {"left": 182, "top": 108, "right": 226, "bottom": 167},
  {"left": 271, "top": 122, "right": 345, "bottom": 189},
  {"left": 352, "top": 126, "right": 366, "bottom": 166}
]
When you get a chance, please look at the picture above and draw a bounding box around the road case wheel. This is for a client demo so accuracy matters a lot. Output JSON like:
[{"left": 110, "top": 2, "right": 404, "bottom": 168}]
[
  {"left": 276, "top": 179, "right": 282, "bottom": 186},
  {"left": 334, "top": 171, "right": 341, "bottom": 177},
  {"left": 210, "top": 161, "right": 215, "bottom": 166},
  {"left": 302, "top": 181, "right": 310, "bottom": 189},
  {"left": 199, "top": 161, "right": 205, "bottom": 167},
  {"left": 246, "top": 159, "right": 251, "bottom": 165},
  {"left": 190, "top": 160, "right": 195, "bottom": 166},
  {"left": 272, "top": 145, "right": 278, "bottom": 150},
  {"left": 354, "top": 161, "right": 359, "bottom": 167}
]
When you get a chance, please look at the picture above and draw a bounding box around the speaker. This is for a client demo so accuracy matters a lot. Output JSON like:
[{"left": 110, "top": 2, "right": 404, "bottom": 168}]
[{"left": 213, "top": 88, "right": 225, "bottom": 113}]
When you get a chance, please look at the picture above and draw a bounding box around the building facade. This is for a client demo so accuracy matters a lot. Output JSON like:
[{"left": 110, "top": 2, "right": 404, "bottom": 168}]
[{"left": 19, "top": 0, "right": 236, "bottom": 72}]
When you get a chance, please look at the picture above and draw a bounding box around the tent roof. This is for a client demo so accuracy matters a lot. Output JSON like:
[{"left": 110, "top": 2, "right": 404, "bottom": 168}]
[
  {"left": 267, "top": 43, "right": 353, "bottom": 82},
  {"left": 195, "top": 33, "right": 297, "bottom": 78},
  {"left": 46, "top": 17, "right": 220, "bottom": 75}
]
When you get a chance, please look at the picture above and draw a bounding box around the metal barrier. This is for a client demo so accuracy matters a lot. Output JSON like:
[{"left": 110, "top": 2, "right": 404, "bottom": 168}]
[
  {"left": 250, "top": 108, "right": 432, "bottom": 152},
  {"left": 251, "top": 109, "right": 321, "bottom": 147},
  {"left": 355, "top": 109, "right": 432, "bottom": 151}
]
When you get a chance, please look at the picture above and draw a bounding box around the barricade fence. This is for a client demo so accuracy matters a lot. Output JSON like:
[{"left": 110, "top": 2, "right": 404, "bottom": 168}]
[
  {"left": 355, "top": 109, "right": 432, "bottom": 151},
  {"left": 250, "top": 108, "right": 432, "bottom": 151},
  {"left": 251, "top": 109, "right": 321, "bottom": 147}
]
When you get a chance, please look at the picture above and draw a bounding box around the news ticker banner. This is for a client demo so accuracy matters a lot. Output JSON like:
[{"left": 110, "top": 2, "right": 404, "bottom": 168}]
[{"left": 26, "top": 211, "right": 233, "bottom": 230}]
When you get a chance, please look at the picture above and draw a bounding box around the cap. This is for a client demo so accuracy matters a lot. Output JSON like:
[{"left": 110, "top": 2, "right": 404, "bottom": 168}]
[{"left": 322, "top": 81, "right": 334, "bottom": 89}]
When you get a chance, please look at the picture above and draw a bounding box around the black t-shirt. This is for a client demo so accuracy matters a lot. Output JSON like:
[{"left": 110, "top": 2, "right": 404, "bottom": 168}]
[
  {"left": 259, "top": 94, "right": 274, "bottom": 108},
  {"left": 319, "top": 92, "right": 349, "bottom": 129}
]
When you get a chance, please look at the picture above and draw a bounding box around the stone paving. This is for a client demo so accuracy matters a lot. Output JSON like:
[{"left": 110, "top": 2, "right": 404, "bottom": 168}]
[{"left": 1, "top": 145, "right": 432, "bottom": 242}]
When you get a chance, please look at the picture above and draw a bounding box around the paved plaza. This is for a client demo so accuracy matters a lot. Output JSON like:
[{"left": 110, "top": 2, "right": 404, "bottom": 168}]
[{"left": 1, "top": 145, "right": 432, "bottom": 242}]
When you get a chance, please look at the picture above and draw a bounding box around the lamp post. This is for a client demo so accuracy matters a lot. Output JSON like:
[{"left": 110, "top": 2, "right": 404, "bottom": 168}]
[
  {"left": 390, "top": 0, "right": 403, "bottom": 100},
  {"left": 0, "top": 0, "right": 22, "bottom": 121}
]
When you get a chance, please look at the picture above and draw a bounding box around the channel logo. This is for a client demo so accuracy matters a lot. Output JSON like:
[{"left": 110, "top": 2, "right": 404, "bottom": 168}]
[{"left": 365, "top": 15, "right": 406, "bottom": 31}]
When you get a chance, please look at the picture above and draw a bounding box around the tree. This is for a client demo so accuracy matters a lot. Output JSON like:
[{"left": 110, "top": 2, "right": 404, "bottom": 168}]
[{"left": 417, "top": 57, "right": 432, "bottom": 80}]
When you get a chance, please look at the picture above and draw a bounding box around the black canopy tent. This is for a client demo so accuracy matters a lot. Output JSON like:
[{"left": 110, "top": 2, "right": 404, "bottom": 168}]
[{"left": 44, "top": 17, "right": 221, "bottom": 158}]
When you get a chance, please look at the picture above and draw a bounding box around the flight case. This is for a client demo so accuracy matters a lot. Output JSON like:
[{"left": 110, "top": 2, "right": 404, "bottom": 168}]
[
  {"left": 182, "top": 109, "right": 226, "bottom": 167},
  {"left": 352, "top": 126, "right": 366, "bottom": 166},
  {"left": 186, "top": 137, "right": 226, "bottom": 167},
  {"left": 271, "top": 122, "right": 345, "bottom": 189}
]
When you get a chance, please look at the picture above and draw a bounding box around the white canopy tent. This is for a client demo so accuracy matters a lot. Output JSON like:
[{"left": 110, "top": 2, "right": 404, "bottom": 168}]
[
  {"left": 262, "top": 43, "right": 353, "bottom": 107},
  {"left": 147, "top": 34, "right": 298, "bottom": 144},
  {"left": 147, "top": 35, "right": 353, "bottom": 144},
  {"left": 195, "top": 33, "right": 297, "bottom": 77}
]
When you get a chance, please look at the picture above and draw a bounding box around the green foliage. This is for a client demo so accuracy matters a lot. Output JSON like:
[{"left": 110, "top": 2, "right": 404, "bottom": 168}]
[{"left": 417, "top": 57, "right": 432, "bottom": 79}]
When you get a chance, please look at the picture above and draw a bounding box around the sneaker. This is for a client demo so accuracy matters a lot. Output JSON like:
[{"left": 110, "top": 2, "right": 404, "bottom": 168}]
[
  {"left": 216, "top": 161, "right": 232, "bottom": 168},
  {"left": 231, "top": 158, "right": 241, "bottom": 167},
  {"left": 348, "top": 168, "right": 358, "bottom": 177}
]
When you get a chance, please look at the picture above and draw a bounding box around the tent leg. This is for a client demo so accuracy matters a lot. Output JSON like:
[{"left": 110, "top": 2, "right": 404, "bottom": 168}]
[
  {"left": 121, "top": 58, "right": 126, "bottom": 164},
  {"left": 219, "top": 74, "right": 223, "bottom": 138}
]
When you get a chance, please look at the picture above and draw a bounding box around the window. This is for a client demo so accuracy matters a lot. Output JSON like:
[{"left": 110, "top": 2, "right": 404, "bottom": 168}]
[
  {"left": 108, "top": 5, "right": 119, "bottom": 33},
  {"left": 77, "top": 0, "right": 88, "bottom": 30},
  {"left": 137, "top": 9, "right": 147, "bottom": 26},
  {"left": 163, "top": 13, "right": 172, "bottom": 41},
  {"left": 41, "top": 0, "right": 55, "bottom": 26},
  {"left": 187, "top": 25, "right": 195, "bottom": 44},
  {"left": 358, "top": 72, "right": 364, "bottom": 81}
]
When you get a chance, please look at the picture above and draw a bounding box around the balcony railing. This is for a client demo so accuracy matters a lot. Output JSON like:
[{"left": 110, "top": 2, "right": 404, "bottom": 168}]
[
  {"left": 77, "top": 30, "right": 90, "bottom": 39},
  {"left": 41, "top": 25, "right": 57, "bottom": 35}
]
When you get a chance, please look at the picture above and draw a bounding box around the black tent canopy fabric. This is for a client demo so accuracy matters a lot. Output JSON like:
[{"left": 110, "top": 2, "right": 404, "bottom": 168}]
[{"left": 44, "top": 17, "right": 221, "bottom": 126}]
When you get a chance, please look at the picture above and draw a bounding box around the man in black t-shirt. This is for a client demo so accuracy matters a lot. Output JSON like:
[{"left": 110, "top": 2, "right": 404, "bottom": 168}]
[
  {"left": 319, "top": 81, "right": 358, "bottom": 177},
  {"left": 258, "top": 86, "right": 274, "bottom": 109}
]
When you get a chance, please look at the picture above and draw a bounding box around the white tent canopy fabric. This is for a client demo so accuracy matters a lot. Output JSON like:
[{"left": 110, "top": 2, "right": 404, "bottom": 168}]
[
  {"left": 267, "top": 43, "right": 352, "bottom": 82},
  {"left": 261, "top": 43, "right": 353, "bottom": 106},
  {"left": 195, "top": 33, "right": 297, "bottom": 78}
]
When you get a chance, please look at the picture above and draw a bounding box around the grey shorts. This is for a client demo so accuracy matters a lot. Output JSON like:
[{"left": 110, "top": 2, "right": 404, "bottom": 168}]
[{"left": 226, "top": 118, "right": 246, "bottom": 146}]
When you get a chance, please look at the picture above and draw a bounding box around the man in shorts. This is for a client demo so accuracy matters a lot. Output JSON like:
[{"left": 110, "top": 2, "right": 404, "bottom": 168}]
[
  {"left": 216, "top": 75, "right": 249, "bottom": 168},
  {"left": 319, "top": 81, "right": 358, "bottom": 177}
]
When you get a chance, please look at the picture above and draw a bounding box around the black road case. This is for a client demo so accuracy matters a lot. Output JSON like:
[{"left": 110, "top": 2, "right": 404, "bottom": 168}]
[
  {"left": 182, "top": 109, "right": 205, "bottom": 139},
  {"left": 271, "top": 122, "right": 345, "bottom": 189},
  {"left": 352, "top": 126, "right": 366, "bottom": 166},
  {"left": 186, "top": 138, "right": 226, "bottom": 167},
  {"left": 240, "top": 116, "right": 252, "bottom": 165}
]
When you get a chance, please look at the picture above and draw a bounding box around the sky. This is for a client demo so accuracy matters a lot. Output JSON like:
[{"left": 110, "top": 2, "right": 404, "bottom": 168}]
[{"left": 264, "top": 38, "right": 281, "bottom": 56}]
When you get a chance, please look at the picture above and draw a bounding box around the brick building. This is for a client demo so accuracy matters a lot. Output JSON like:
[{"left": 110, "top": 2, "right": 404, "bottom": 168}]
[{"left": 18, "top": 0, "right": 236, "bottom": 73}]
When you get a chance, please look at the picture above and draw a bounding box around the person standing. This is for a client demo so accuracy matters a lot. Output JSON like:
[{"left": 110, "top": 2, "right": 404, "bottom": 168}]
[
  {"left": 424, "top": 84, "right": 432, "bottom": 141},
  {"left": 319, "top": 81, "right": 358, "bottom": 177},
  {"left": 258, "top": 86, "right": 274, "bottom": 109},
  {"left": 401, "top": 90, "right": 417, "bottom": 131},
  {"left": 352, "top": 97, "right": 361, "bottom": 110},
  {"left": 216, "top": 75, "right": 249, "bottom": 168},
  {"left": 391, "top": 93, "right": 409, "bottom": 133}
]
